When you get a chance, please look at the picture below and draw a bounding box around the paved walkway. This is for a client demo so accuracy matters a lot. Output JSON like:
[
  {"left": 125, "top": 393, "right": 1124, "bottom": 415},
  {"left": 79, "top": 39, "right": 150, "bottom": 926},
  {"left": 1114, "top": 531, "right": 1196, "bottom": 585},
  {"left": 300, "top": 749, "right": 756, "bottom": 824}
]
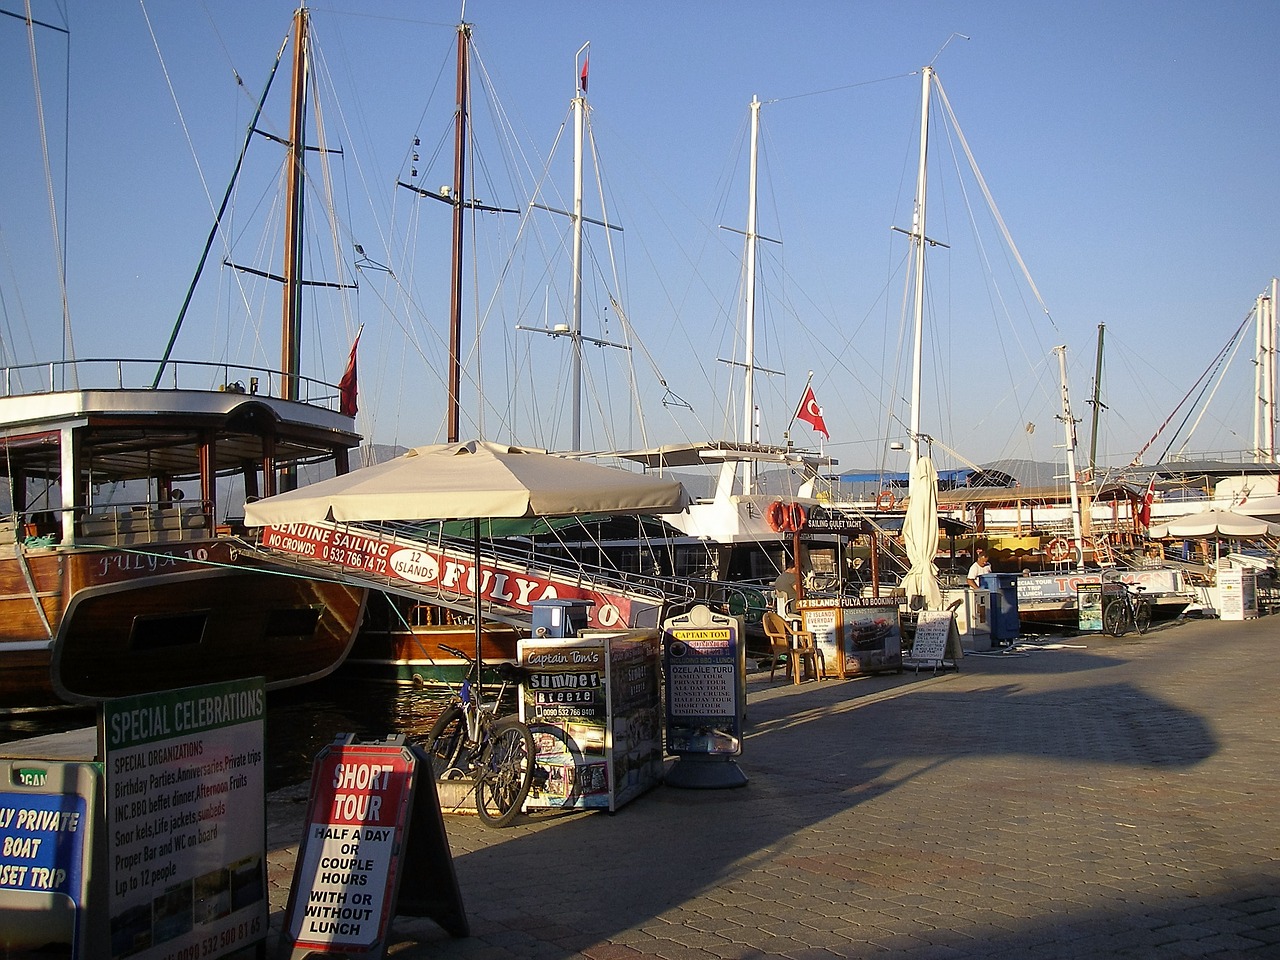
[{"left": 264, "top": 616, "right": 1280, "bottom": 958}]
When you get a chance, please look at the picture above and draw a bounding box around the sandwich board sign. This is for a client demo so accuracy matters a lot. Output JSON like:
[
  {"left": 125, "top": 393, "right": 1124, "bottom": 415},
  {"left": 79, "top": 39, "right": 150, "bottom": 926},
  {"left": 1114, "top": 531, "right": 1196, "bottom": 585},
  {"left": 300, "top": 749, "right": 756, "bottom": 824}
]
[
  {"left": 0, "top": 759, "right": 105, "bottom": 959},
  {"left": 280, "top": 734, "right": 467, "bottom": 959},
  {"left": 906, "top": 610, "right": 963, "bottom": 672}
]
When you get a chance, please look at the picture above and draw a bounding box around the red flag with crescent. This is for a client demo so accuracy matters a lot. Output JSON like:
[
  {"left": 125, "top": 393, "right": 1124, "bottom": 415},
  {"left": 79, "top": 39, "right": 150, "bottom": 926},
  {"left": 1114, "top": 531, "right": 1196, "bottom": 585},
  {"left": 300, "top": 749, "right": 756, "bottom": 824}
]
[
  {"left": 795, "top": 384, "right": 829, "bottom": 439},
  {"left": 338, "top": 329, "right": 361, "bottom": 417}
]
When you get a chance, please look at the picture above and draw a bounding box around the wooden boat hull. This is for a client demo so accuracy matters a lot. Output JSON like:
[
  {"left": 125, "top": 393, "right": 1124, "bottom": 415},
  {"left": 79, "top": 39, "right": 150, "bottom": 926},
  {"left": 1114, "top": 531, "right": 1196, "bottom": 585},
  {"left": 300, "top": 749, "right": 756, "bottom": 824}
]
[
  {"left": 341, "top": 592, "right": 520, "bottom": 685},
  {"left": 0, "top": 540, "right": 365, "bottom": 710}
]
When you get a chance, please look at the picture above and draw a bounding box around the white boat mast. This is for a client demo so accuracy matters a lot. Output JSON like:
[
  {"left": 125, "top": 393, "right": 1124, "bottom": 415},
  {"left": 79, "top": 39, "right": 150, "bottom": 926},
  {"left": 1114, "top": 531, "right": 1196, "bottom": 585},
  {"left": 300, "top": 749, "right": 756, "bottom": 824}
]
[
  {"left": 908, "top": 67, "right": 933, "bottom": 463},
  {"left": 1055, "top": 345, "right": 1086, "bottom": 568},
  {"left": 1254, "top": 279, "right": 1277, "bottom": 463},
  {"left": 569, "top": 41, "right": 588, "bottom": 451},
  {"left": 741, "top": 95, "right": 762, "bottom": 493}
]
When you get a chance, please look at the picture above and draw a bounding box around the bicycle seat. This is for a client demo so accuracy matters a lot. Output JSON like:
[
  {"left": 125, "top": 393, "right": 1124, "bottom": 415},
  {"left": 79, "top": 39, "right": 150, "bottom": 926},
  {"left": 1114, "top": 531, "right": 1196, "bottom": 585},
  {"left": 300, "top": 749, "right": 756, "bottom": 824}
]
[{"left": 495, "top": 661, "right": 532, "bottom": 684}]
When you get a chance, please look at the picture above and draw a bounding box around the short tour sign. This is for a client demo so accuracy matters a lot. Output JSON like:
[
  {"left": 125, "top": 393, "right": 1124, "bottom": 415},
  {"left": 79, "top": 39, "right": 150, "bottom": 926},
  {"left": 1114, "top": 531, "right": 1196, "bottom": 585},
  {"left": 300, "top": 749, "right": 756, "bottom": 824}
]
[{"left": 281, "top": 737, "right": 418, "bottom": 958}]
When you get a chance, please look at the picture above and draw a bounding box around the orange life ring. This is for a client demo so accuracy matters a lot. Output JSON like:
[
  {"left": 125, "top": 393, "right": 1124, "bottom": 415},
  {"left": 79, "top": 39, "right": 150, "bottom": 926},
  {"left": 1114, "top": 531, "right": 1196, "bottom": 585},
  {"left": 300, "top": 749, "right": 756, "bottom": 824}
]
[
  {"left": 766, "top": 500, "right": 787, "bottom": 533},
  {"left": 1046, "top": 537, "right": 1070, "bottom": 563},
  {"left": 875, "top": 490, "right": 896, "bottom": 511},
  {"left": 786, "top": 502, "right": 807, "bottom": 532}
]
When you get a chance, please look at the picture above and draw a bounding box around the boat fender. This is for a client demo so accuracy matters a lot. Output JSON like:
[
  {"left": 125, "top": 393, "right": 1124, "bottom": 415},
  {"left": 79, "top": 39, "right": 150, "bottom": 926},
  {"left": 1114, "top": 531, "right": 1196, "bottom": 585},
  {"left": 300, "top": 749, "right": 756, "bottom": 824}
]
[
  {"left": 875, "top": 490, "right": 896, "bottom": 511},
  {"left": 766, "top": 500, "right": 787, "bottom": 533},
  {"left": 1046, "top": 537, "right": 1071, "bottom": 563}
]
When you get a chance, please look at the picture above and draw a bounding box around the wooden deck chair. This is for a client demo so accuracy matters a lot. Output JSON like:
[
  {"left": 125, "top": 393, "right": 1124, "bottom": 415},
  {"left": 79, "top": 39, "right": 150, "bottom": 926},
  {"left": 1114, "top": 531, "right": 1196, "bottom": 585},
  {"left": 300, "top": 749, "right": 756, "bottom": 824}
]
[{"left": 762, "top": 612, "right": 823, "bottom": 683}]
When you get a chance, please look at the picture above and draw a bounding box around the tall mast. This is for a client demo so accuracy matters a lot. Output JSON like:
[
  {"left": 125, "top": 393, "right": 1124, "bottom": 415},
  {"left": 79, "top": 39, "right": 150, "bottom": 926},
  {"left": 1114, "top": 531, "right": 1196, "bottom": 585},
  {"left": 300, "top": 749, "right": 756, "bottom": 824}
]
[
  {"left": 569, "top": 42, "right": 588, "bottom": 451},
  {"left": 908, "top": 66, "right": 932, "bottom": 462},
  {"left": 280, "top": 5, "right": 309, "bottom": 406},
  {"left": 1256, "top": 279, "right": 1277, "bottom": 463},
  {"left": 446, "top": 21, "right": 470, "bottom": 443},
  {"left": 1264, "top": 277, "right": 1274, "bottom": 463},
  {"left": 741, "top": 95, "right": 761, "bottom": 494},
  {"left": 1055, "top": 345, "right": 1085, "bottom": 568},
  {"left": 1087, "top": 322, "right": 1105, "bottom": 477}
]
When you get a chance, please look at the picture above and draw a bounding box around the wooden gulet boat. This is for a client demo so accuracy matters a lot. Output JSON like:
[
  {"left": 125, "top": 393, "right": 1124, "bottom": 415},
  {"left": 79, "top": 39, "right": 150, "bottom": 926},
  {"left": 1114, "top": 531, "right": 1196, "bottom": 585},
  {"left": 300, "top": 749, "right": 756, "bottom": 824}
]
[{"left": 0, "top": 7, "right": 366, "bottom": 711}]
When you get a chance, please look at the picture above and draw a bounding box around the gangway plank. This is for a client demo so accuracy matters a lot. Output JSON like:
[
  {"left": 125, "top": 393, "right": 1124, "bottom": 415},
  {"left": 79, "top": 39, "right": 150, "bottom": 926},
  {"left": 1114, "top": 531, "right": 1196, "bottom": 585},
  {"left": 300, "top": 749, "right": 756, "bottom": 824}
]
[{"left": 244, "top": 519, "right": 679, "bottom": 630}]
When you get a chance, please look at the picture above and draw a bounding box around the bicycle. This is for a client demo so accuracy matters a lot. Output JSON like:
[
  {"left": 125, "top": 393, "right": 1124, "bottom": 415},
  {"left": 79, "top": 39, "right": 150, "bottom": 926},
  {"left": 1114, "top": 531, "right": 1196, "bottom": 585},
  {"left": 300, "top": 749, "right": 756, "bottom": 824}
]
[
  {"left": 1102, "top": 580, "right": 1151, "bottom": 637},
  {"left": 424, "top": 644, "right": 536, "bottom": 827}
]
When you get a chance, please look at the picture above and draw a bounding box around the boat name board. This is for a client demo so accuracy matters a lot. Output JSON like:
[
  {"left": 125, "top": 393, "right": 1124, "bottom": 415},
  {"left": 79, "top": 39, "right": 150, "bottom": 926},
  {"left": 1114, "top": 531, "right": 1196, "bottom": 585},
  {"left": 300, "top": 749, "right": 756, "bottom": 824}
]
[
  {"left": 1016, "top": 569, "right": 1183, "bottom": 602},
  {"left": 261, "top": 523, "right": 638, "bottom": 627}
]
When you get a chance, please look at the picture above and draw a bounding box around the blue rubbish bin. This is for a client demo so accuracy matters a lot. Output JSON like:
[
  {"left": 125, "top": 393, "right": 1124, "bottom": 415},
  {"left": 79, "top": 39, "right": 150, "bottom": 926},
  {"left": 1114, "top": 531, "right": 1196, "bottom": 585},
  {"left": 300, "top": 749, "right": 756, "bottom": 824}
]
[{"left": 979, "top": 573, "right": 1020, "bottom": 642}]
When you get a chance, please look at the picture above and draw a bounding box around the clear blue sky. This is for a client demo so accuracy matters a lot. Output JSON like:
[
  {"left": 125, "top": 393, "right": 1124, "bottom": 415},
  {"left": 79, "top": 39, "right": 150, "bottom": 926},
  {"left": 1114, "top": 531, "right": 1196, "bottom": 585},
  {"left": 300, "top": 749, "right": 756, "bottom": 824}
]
[{"left": 3, "top": 1, "right": 1279, "bottom": 480}]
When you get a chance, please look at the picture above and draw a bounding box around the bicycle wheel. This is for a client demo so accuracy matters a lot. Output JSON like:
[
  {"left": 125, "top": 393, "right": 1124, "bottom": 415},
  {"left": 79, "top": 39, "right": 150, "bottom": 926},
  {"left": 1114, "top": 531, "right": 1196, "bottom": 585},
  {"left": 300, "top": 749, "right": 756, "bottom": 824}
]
[
  {"left": 1134, "top": 599, "right": 1151, "bottom": 635},
  {"left": 424, "top": 705, "right": 470, "bottom": 779},
  {"left": 1102, "top": 600, "right": 1128, "bottom": 637},
  {"left": 475, "top": 717, "right": 535, "bottom": 827}
]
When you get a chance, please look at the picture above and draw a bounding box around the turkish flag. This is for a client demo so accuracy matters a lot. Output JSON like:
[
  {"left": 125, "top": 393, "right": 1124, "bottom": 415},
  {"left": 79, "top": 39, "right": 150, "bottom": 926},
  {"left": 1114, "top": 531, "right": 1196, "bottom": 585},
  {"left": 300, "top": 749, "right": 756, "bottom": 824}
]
[
  {"left": 795, "top": 384, "right": 829, "bottom": 439},
  {"left": 1137, "top": 477, "right": 1156, "bottom": 527},
  {"left": 338, "top": 330, "right": 360, "bottom": 417}
]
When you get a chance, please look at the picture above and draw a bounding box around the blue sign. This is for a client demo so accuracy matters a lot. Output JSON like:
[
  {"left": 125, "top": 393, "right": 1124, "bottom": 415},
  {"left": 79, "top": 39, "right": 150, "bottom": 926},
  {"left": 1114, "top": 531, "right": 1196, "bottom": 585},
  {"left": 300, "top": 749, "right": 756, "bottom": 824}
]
[{"left": 0, "top": 791, "right": 86, "bottom": 896}]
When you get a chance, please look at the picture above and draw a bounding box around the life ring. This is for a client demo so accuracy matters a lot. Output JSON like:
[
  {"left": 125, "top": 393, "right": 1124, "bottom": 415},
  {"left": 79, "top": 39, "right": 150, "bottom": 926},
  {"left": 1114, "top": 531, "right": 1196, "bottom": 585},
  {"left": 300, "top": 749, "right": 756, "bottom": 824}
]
[
  {"left": 786, "top": 502, "right": 807, "bottom": 532},
  {"left": 875, "top": 490, "right": 896, "bottom": 511},
  {"left": 766, "top": 500, "right": 787, "bottom": 533},
  {"left": 1046, "top": 537, "right": 1071, "bottom": 563}
]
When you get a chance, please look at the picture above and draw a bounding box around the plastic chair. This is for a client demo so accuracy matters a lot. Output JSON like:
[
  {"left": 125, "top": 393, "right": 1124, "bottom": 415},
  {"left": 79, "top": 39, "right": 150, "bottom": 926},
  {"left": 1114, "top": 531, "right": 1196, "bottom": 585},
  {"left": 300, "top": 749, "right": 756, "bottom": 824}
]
[{"left": 762, "top": 612, "right": 823, "bottom": 684}]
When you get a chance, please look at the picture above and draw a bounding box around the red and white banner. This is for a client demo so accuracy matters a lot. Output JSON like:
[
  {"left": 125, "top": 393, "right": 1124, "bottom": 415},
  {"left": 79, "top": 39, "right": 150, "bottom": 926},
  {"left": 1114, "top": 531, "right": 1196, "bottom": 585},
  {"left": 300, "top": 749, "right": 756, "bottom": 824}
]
[{"left": 261, "top": 523, "right": 647, "bottom": 628}]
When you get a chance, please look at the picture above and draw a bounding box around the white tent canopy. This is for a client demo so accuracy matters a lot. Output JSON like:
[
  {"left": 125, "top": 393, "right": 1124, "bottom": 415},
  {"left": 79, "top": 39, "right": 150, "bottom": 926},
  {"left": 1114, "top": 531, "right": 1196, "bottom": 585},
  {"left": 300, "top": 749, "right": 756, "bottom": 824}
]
[
  {"left": 244, "top": 440, "right": 689, "bottom": 526},
  {"left": 1148, "top": 508, "right": 1280, "bottom": 539}
]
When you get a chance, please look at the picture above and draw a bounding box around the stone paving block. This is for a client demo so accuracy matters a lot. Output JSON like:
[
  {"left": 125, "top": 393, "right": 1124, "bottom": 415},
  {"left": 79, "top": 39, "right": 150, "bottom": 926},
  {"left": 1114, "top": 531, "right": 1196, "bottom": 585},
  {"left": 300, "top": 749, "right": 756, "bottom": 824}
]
[{"left": 246, "top": 616, "right": 1280, "bottom": 959}]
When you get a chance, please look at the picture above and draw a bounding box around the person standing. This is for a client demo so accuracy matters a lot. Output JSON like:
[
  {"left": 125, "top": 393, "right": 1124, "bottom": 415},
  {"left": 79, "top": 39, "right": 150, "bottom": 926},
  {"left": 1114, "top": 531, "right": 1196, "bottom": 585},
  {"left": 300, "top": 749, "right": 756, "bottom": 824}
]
[
  {"left": 967, "top": 550, "right": 992, "bottom": 588},
  {"left": 773, "top": 557, "right": 801, "bottom": 617}
]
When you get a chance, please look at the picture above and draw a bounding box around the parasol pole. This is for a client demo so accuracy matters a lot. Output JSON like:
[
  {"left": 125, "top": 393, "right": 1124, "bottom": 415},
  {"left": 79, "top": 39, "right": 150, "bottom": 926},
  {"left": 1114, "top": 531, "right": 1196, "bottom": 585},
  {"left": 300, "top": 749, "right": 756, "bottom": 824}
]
[{"left": 473, "top": 518, "right": 483, "bottom": 701}]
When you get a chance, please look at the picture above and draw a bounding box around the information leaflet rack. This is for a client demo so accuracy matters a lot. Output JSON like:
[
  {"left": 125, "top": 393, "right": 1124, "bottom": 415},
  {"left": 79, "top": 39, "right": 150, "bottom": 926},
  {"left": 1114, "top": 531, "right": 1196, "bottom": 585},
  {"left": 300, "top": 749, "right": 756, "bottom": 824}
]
[
  {"left": 519, "top": 629, "right": 664, "bottom": 813},
  {"left": 661, "top": 605, "right": 747, "bottom": 789}
]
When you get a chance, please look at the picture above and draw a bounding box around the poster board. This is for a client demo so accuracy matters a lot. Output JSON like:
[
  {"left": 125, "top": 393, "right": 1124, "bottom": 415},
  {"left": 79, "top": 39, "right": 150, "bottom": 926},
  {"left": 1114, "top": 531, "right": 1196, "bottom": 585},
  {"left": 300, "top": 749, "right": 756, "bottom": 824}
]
[
  {"left": 905, "top": 610, "right": 962, "bottom": 670},
  {"left": 0, "top": 760, "right": 105, "bottom": 959},
  {"left": 102, "top": 677, "right": 267, "bottom": 960},
  {"left": 800, "top": 599, "right": 902, "bottom": 677},
  {"left": 277, "top": 737, "right": 468, "bottom": 957},
  {"left": 662, "top": 606, "right": 744, "bottom": 757},
  {"left": 1077, "top": 583, "right": 1103, "bottom": 631}
]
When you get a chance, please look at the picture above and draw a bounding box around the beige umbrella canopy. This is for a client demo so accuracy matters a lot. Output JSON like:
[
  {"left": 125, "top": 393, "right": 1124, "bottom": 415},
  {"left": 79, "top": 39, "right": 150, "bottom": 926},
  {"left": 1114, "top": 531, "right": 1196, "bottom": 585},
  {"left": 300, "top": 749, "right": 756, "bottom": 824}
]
[
  {"left": 245, "top": 440, "right": 689, "bottom": 691},
  {"left": 244, "top": 440, "right": 689, "bottom": 526},
  {"left": 1148, "top": 509, "right": 1280, "bottom": 539}
]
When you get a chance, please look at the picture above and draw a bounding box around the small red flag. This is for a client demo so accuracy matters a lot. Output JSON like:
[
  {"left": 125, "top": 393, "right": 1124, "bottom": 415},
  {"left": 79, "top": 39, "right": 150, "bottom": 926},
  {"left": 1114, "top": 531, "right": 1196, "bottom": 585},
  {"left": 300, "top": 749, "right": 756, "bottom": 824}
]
[
  {"left": 1137, "top": 476, "right": 1156, "bottom": 527},
  {"left": 579, "top": 57, "right": 589, "bottom": 93},
  {"left": 338, "top": 329, "right": 360, "bottom": 417},
  {"left": 795, "top": 384, "right": 829, "bottom": 439}
]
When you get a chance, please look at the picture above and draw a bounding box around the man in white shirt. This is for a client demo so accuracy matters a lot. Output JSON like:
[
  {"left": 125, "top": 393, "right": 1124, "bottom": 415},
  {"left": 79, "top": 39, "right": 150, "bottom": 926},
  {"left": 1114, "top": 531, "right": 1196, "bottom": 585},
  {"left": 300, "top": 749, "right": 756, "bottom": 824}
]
[{"left": 966, "top": 550, "right": 991, "bottom": 588}]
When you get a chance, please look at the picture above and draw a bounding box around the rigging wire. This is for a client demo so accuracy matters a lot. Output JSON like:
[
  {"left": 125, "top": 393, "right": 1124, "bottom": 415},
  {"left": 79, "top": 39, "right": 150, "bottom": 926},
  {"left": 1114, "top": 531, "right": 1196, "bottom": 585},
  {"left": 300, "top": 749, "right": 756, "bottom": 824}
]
[
  {"left": 24, "top": 0, "right": 76, "bottom": 381},
  {"left": 1129, "top": 307, "right": 1252, "bottom": 466}
]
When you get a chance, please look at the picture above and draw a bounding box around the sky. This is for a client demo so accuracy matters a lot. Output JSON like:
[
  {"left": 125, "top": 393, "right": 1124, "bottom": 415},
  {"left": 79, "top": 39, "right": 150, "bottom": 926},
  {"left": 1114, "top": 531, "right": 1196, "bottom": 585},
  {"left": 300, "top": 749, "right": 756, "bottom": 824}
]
[{"left": 3, "top": 1, "right": 1279, "bottom": 483}]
